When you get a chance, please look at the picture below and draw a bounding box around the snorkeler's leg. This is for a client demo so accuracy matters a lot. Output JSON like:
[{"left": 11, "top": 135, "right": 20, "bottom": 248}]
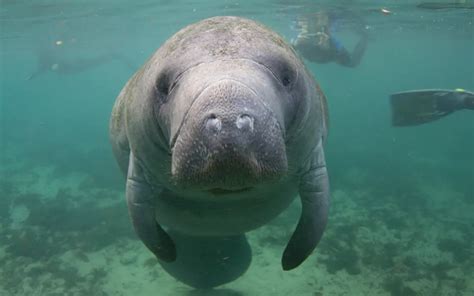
[
  {"left": 334, "top": 33, "right": 367, "bottom": 68},
  {"left": 462, "top": 91, "right": 474, "bottom": 110},
  {"left": 327, "top": 9, "right": 367, "bottom": 68}
]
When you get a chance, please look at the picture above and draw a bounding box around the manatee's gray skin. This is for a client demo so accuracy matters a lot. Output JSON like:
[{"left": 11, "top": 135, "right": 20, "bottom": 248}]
[{"left": 110, "top": 16, "right": 330, "bottom": 288}]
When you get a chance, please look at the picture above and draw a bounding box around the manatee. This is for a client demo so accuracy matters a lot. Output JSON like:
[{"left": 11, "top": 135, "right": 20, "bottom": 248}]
[{"left": 109, "top": 16, "right": 330, "bottom": 288}]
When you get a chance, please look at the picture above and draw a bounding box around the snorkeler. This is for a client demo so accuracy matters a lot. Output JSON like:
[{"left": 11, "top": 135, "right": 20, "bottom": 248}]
[
  {"left": 291, "top": 10, "right": 369, "bottom": 68},
  {"left": 390, "top": 88, "right": 474, "bottom": 126}
]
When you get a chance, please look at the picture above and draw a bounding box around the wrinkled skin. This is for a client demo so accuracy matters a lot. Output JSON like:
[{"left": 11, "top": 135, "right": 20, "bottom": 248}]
[{"left": 110, "top": 16, "right": 330, "bottom": 288}]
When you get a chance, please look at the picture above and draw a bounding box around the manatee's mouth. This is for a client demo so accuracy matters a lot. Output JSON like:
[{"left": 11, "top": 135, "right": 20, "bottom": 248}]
[{"left": 207, "top": 187, "right": 253, "bottom": 195}]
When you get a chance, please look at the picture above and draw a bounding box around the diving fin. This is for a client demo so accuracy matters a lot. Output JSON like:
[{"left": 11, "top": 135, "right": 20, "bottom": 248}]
[
  {"left": 390, "top": 89, "right": 474, "bottom": 126},
  {"left": 417, "top": 2, "right": 474, "bottom": 10}
]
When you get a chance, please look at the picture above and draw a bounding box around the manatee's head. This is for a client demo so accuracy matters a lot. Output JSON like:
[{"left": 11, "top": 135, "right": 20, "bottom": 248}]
[
  {"left": 143, "top": 17, "right": 315, "bottom": 192},
  {"left": 170, "top": 67, "right": 287, "bottom": 191}
]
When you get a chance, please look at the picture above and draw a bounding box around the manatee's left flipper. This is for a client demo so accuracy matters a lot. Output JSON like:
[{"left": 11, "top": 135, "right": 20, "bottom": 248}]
[
  {"left": 126, "top": 152, "right": 176, "bottom": 262},
  {"left": 282, "top": 142, "right": 330, "bottom": 270}
]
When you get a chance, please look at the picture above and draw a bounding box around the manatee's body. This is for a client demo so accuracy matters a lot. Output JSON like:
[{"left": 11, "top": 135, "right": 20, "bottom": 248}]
[{"left": 110, "top": 16, "right": 330, "bottom": 288}]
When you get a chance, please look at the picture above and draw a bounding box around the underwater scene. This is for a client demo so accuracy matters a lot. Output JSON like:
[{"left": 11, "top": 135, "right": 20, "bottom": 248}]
[{"left": 1, "top": 0, "right": 473, "bottom": 295}]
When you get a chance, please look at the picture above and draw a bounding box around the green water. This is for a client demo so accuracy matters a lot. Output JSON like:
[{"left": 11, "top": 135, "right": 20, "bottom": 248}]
[{"left": 1, "top": 1, "right": 473, "bottom": 295}]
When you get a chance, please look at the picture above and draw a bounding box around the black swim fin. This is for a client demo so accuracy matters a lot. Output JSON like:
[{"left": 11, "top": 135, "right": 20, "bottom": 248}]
[
  {"left": 390, "top": 89, "right": 474, "bottom": 126},
  {"left": 417, "top": 2, "right": 474, "bottom": 10}
]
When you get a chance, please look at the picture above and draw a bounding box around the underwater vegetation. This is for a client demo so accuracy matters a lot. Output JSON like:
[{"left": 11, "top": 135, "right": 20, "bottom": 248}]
[
  {"left": 0, "top": 177, "right": 132, "bottom": 295},
  {"left": 0, "top": 160, "right": 472, "bottom": 295}
]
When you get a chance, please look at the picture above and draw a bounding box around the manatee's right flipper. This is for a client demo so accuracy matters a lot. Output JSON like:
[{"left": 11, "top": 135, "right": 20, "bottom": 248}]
[
  {"left": 159, "top": 230, "right": 252, "bottom": 289},
  {"left": 126, "top": 153, "right": 176, "bottom": 262},
  {"left": 282, "top": 142, "right": 329, "bottom": 270}
]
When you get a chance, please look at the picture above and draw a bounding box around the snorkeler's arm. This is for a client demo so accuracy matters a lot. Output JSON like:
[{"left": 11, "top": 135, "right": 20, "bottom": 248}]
[
  {"left": 334, "top": 46, "right": 352, "bottom": 67},
  {"left": 335, "top": 33, "right": 368, "bottom": 68},
  {"left": 348, "top": 33, "right": 368, "bottom": 67},
  {"left": 332, "top": 12, "right": 368, "bottom": 68}
]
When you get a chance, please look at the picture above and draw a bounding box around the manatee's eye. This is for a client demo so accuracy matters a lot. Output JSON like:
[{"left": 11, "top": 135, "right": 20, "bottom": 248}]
[
  {"left": 156, "top": 68, "right": 180, "bottom": 101},
  {"left": 259, "top": 55, "right": 297, "bottom": 90},
  {"left": 279, "top": 64, "right": 297, "bottom": 89},
  {"left": 156, "top": 75, "right": 170, "bottom": 97},
  {"left": 281, "top": 73, "right": 291, "bottom": 87},
  {"left": 155, "top": 69, "right": 180, "bottom": 103},
  {"left": 267, "top": 58, "right": 297, "bottom": 89}
]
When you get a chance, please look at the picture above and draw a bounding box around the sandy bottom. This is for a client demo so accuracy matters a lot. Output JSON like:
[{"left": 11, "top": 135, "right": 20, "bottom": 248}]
[{"left": 1, "top": 153, "right": 473, "bottom": 296}]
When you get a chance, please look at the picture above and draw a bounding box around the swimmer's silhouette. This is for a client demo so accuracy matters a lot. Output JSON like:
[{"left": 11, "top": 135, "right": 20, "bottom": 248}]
[
  {"left": 27, "top": 40, "right": 136, "bottom": 80},
  {"left": 292, "top": 9, "right": 368, "bottom": 68}
]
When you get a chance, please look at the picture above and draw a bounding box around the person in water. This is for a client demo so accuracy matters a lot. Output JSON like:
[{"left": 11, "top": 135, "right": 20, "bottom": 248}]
[
  {"left": 27, "top": 38, "right": 136, "bottom": 80},
  {"left": 291, "top": 10, "right": 369, "bottom": 68}
]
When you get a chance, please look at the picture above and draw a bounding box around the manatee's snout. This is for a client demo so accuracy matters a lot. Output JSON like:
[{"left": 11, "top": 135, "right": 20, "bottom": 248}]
[
  {"left": 204, "top": 113, "right": 254, "bottom": 135},
  {"left": 201, "top": 110, "right": 257, "bottom": 151},
  {"left": 172, "top": 79, "right": 287, "bottom": 190}
]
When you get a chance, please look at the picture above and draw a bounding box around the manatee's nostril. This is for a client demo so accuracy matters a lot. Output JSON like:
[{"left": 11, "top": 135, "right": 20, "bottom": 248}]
[
  {"left": 236, "top": 114, "right": 254, "bottom": 132},
  {"left": 205, "top": 115, "right": 222, "bottom": 133}
]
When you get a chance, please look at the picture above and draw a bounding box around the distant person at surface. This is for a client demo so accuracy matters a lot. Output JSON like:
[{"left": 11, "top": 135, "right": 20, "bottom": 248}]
[
  {"left": 27, "top": 38, "right": 136, "bottom": 80},
  {"left": 291, "top": 9, "right": 368, "bottom": 68}
]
